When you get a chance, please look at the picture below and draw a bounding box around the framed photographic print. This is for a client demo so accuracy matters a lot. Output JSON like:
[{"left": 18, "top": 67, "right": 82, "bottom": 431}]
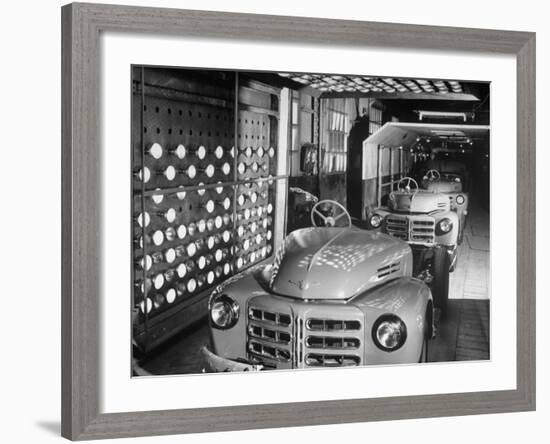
[{"left": 61, "top": 2, "right": 535, "bottom": 440}]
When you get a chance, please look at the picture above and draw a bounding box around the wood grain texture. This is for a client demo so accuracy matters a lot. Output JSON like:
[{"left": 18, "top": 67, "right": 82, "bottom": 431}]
[{"left": 61, "top": 2, "right": 536, "bottom": 440}]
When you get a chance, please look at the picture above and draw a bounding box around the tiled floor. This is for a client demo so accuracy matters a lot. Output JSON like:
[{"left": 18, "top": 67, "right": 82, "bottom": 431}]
[{"left": 140, "top": 202, "right": 491, "bottom": 374}]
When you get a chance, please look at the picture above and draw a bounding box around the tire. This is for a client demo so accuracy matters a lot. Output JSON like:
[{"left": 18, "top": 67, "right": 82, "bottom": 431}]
[
  {"left": 418, "top": 338, "right": 429, "bottom": 363},
  {"left": 457, "top": 218, "right": 464, "bottom": 245},
  {"left": 430, "top": 246, "right": 450, "bottom": 318}
]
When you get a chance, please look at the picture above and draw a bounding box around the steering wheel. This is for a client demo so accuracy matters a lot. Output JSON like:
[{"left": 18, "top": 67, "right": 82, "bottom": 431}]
[
  {"left": 424, "top": 169, "right": 441, "bottom": 181},
  {"left": 397, "top": 177, "right": 419, "bottom": 193},
  {"left": 311, "top": 200, "right": 352, "bottom": 228}
]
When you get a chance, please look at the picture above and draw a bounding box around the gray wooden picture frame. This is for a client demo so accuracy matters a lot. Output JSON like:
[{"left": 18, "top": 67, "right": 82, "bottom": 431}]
[{"left": 61, "top": 2, "right": 536, "bottom": 440}]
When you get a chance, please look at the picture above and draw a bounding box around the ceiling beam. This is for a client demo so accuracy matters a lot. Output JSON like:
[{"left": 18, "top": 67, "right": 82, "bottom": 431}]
[{"left": 319, "top": 91, "right": 480, "bottom": 101}]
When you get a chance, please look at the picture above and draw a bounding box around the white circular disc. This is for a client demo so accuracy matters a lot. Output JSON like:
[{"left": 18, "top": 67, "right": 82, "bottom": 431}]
[
  {"left": 250, "top": 252, "right": 256, "bottom": 263},
  {"left": 237, "top": 195, "right": 245, "bottom": 206},
  {"left": 251, "top": 222, "right": 257, "bottom": 233},
  {"left": 215, "top": 184, "right": 224, "bottom": 194},
  {"left": 207, "top": 271, "right": 215, "bottom": 284},
  {"left": 165, "top": 248, "right": 176, "bottom": 263},
  {"left": 215, "top": 216, "right": 223, "bottom": 229},
  {"left": 176, "top": 189, "right": 186, "bottom": 200},
  {"left": 206, "top": 219, "right": 215, "bottom": 231},
  {"left": 153, "top": 274, "right": 164, "bottom": 290},
  {"left": 152, "top": 193, "right": 164, "bottom": 204},
  {"left": 238, "top": 163, "right": 245, "bottom": 174},
  {"left": 140, "top": 255, "right": 152, "bottom": 270},
  {"left": 224, "top": 263, "right": 231, "bottom": 275},
  {"left": 188, "top": 223, "right": 196, "bottom": 236},
  {"left": 244, "top": 239, "right": 250, "bottom": 251},
  {"left": 223, "top": 231, "right": 231, "bottom": 243},
  {"left": 206, "top": 200, "right": 215, "bottom": 213},
  {"left": 244, "top": 209, "right": 251, "bottom": 220},
  {"left": 137, "top": 212, "right": 150, "bottom": 227},
  {"left": 198, "top": 220, "right": 206, "bottom": 232},
  {"left": 237, "top": 225, "right": 244, "bottom": 237},
  {"left": 187, "top": 243, "right": 197, "bottom": 257},
  {"left": 267, "top": 203, "right": 273, "bottom": 214},
  {"left": 257, "top": 147, "right": 264, "bottom": 157},
  {"left": 267, "top": 230, "right": 272, "bottom": 240},
  {"left": 237, "top": 257, "right": 243, "bottom": 269},
  {"left": 215, "top": 146, "right": 224, "bottom": 159},
  {"left": 149, "top": 143, "right": 163, "bottom": 159},
  {"left": 206, "top": 164, "right": 215, "bottom": 178},
  {"left": 222, "top": 163, "right": 230, "bottom": 175},
  {"left": 152, "top": 230, "right": 164, "bottom": 246},
  {"left": 207, "top": 236, "right": 215, "bottom": 249},
  {"left": 175, "top": 144, "right": 186, "bottom": 159},
  {"left": 223, "top": 213, "right": 231, "bottom": 225},
  {"left": 166, "top": 288, "right": 176, "bottom": 303},
  {"left": 263, "top": 218, "right": 268, "bottom": 229},
  {"left": 223, "top": 197, "right": 231, "bottom": 210},
  {"left": 188, "top": 165, "right": 196, "bottom": 179},
  {"left": 164, "top": 165, "right": 175, "bottom": 181},
  {"left": 257, "top": 207, "right": 263, "bottom": 217},
  {"left": 250, "top": 192, "right": 258, "bottom": 203},
  {"left": 268, "top": 147, "right": 275, "bottom": 157},
  {"left": 197, "top": 145, "right": 206, "bottom": 159},
  {"left": 177, "top": 224, "right": 187, "bottom": 239},
  {"left": 176, "top": 263, "right": 187, "bottom": 278},
  {"left": 165, "top": 208, "right": 176, "bottom": 223},
  {"left": 139, "top": 167, "right": 151, "bottom": 183},
  {"left": 251, "top": 162, "right": 259, "bottom": 172},
  {"left": 215, "top": 249, "right": 223, "bottom": 262},
  {"left": 187, "top": 279, "right": 197, "bottom": 293},
  {"left": 198, "top": 256, "right": 206, "bottom": 269},
  {"left": 140, "top": 298, "right": 153, "bottom": 314},
  {"left": 245, "top": 147, "right": 252, "bottom": 157},
  {"left": 256, "top": 234, "right": 262, "bottom": 244}
]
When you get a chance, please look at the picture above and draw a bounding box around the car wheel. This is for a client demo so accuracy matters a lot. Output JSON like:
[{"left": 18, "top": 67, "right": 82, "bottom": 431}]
[
  {"left": 457, "top": 222, "right": 464, "bottom": 245},
  {"left": 418, "top": 338, "right": 429, "bottom": 363},
  {"left": 430, "top": 246, "right": 450, "bottom": 319}
]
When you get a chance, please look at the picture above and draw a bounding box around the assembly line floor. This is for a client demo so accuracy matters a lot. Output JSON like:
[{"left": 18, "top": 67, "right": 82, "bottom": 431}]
[{"left": 140, "top": 204, "right": 490, "bottom": 375}]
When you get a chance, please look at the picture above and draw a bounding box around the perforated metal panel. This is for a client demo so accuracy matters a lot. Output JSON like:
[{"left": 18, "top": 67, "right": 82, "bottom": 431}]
[{"left": 132, "top": 68, "right": 281, "bottom": 351}]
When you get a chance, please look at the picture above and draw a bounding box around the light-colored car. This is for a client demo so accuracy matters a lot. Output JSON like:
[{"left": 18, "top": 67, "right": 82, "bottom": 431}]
[
  {"left": 421, "top": 169, "right": 469, "bottom": 244},
  {"left": 368, "top": 177, "right": 459, "bottom": 317},
  {"left": 202, "top": 200, "right": 435, "bottom": 372}
]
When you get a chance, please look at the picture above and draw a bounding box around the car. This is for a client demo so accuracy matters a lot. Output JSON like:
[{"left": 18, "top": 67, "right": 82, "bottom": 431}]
[
  {"left": 421, "top": 169, "right": 469, "bottom": 244},
  {"left": 201, "top": 200, "right": 435, "bottom": 372},
  {"left": 368, "top": 177, "right": 459, "bottom": 317}
]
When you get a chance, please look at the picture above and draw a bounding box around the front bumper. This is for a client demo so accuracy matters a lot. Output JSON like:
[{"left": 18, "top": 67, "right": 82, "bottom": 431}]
[{"left": 201, "top": 346, "right": 266, "bottom": 372}]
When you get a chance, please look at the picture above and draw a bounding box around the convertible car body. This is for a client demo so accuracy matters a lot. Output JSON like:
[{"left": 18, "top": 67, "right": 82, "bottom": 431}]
[
  {"left": 202, "top": 201, "right": 434, "bottom": 372},
  {"left": 421, "top": 169, "right": 469, "bottom": 244}
]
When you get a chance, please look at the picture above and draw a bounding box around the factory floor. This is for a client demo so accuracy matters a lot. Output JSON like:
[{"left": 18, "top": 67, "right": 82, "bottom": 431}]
[{"left": 139, "top": 201, "right": 490, "bottom": 375}]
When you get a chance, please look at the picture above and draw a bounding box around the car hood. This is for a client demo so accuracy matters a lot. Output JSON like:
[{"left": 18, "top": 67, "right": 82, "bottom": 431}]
[
  {"left": 424, "top": 180, "right": 463, "bottom": 193},
  {"left": 270, "top": 227, "right": 411, "bottom": 300},
  {"left": 389, "top": 190, "right": 449, "bottom": 213}
]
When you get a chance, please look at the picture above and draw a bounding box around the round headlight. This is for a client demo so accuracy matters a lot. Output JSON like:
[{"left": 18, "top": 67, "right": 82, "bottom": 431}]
[
  {"left": 209, "top": 294, "right": 239, "bottom": 329},
  {"left": 437, "top": 218, "right": 453, "bottom": 234},
  {"left": 370, "top": 214, "right": 383, "bottom": 228},
  {"left": 456, "top": 195, "right": 465, "bottom": 205},
  {"left": 372, "top": 314, "right": 407, "bottom": 352}
]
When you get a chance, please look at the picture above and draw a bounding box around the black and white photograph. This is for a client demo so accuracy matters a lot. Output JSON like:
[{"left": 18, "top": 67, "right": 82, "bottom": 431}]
[{"left": 131, "top": 66, "right": 490, "bottom": 376}]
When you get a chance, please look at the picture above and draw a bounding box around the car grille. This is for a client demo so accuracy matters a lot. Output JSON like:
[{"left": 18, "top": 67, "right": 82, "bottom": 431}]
[
  {"left": 385, "top": 215, "right": 435, "bottom": 244},
  {"left": 247, "top": 303, "right": 363, "bottom": 368}
]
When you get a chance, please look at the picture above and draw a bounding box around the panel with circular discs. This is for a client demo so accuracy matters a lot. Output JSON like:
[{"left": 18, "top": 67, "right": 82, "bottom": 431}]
[{"left": 132, "top": 69, "right": 280, "bottom": 340}]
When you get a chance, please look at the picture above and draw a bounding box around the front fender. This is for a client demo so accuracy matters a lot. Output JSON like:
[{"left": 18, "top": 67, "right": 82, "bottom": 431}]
[
  {"left": 208, "top": 265, "right": 271, "bottom": 360},
  {"left": 352, "top": 277, "right": 433, "bottom": 365}
]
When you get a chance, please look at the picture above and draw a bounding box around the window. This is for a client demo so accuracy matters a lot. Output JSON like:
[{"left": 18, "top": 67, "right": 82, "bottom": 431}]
[{"left": 322, "top": 109, "right": 348, "bottom": 173}]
